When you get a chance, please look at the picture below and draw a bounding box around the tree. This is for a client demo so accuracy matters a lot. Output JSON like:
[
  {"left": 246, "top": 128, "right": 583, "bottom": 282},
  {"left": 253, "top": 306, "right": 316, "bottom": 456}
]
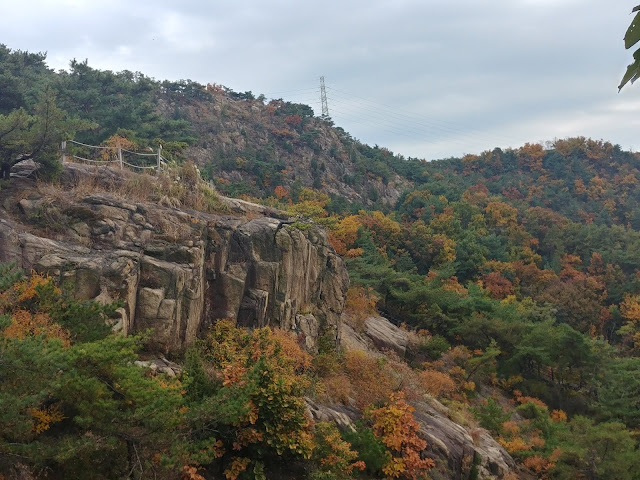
[
  {"left": 552, "top": 416, "right": 639, "bottom": 479},
  {"left": 179, "top": 321, "right": 314, "bottom": 478},
  {"left": 0, "top": 265, "right": 185, "bottom": 479},
  {"left": 367, "top": 392, "right": 434, "bottom": 480},
  {"left": 0, "top": 86, "right": 86, "bottom": 179},
  {"left": 620, "top": 5, "right": 640, "bottom": 90}
]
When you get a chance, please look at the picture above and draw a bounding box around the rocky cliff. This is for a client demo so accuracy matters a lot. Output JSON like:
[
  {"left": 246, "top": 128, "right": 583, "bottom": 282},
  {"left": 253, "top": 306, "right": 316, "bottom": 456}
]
[{"left": 0, "top": 163, "right": 349, "bottom": 353}]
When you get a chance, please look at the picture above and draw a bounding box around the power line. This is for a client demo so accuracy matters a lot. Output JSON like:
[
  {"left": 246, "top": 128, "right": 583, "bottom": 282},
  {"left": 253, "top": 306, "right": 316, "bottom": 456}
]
[
  {"left": 326, "top": 86, "right": 521, "bottom": 146},
  {"left": 256, "top": 81, "right": 528, "bottom": 158}
]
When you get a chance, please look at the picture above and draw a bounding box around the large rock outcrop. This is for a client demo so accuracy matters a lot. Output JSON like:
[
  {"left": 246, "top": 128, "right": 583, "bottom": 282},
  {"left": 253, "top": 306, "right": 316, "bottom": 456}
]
[
  {"left": 0, "top": 166, "right": 349, "bottom": 353},
  {"left": 338, "top": 314, "right": 516, "bottom": 480}
]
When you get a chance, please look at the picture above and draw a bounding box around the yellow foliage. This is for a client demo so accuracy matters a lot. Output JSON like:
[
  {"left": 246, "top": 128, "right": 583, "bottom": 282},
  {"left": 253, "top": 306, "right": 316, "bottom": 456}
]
[
  {"left": 30, "top": 404, "right": 65, "bottom": 434},
  {"left": 314, "top": 422, "right": 366, "bottom": 476},
  {"left": 485, "top": 201, "right": 518, "bottom": 228},
  {"left": 498, "top": 435, "right": 532, "bottom": 453},
  {"left": 330, "top": 215, "right": 362, "bottom": 250},
  {"left": 621, "top": 294, "right": 640, "bottom": 323},
  {"left": 345, "top": 248, "right": 364, "bottom": 258}
]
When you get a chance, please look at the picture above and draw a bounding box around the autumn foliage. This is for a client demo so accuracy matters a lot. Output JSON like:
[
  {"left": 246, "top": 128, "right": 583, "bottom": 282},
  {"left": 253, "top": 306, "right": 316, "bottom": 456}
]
[{"left": 368, "top": 393, "right": 434, "bottom": 479}]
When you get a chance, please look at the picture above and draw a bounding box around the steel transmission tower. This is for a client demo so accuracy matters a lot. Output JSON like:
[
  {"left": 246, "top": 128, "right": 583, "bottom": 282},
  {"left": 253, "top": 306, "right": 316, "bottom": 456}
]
[{"left": 319, "top": 76, "right": 330, "bottom": 119}]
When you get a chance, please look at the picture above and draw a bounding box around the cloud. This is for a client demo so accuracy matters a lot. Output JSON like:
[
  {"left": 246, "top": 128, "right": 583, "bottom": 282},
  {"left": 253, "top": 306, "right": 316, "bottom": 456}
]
[{"left": 2, "top": 1, "right": 640, "bottom": 159}]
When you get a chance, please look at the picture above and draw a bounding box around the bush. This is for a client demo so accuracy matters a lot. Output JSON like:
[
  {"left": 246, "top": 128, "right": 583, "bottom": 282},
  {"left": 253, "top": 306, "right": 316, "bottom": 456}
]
[
  {"left": 420, "top": 335, "right": 451, "bottom": 360},
  {"left": 342, "top": 424, "right": 390, "bottom": 476},
  {"left": 472, "top": 398, "right": 510, "bottom": 435}
]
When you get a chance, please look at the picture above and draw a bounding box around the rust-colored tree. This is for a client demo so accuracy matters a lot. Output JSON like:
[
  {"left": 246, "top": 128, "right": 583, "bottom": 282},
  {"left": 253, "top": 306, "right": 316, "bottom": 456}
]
[{"left": 367, "top": 392, "right": 434, "bottom": 479}]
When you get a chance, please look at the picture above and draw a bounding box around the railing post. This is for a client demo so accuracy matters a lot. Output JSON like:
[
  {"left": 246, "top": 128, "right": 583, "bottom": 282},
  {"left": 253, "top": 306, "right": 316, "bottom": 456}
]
[
  {"left": 117, "top": 144, "right": 123, "bottom": 170},
  {"left": 157, "top": 145, "right": 162, "bottom": 173},
  {"left": 61, "top": 141, "right": 66, "bottom": 164}
]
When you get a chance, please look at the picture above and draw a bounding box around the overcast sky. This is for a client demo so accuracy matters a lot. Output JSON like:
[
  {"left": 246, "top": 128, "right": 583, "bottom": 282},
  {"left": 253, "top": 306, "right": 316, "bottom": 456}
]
[{"left": 3, "top": 1, "right": 639, "bottom": 160}]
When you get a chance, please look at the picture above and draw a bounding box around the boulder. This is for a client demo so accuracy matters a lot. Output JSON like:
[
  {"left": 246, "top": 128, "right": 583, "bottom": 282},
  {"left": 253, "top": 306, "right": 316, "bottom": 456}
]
[{"left": 340, "top": 314, "right": 409, "bottom": 357}]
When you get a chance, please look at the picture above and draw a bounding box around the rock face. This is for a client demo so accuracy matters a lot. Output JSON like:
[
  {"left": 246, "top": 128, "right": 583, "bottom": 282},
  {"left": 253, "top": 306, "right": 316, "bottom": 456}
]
[
  {"left": 340, "top": 314, "right": 409, "bottom": 357},
  {"left": 0, "top": 167, "right": 349, "bottom": 353},
  {"left": 339, "top": 314, "right": 516, "bottom": 480},
  {"left": 413, "top": 398, "right": 515, "bottom": 480}
]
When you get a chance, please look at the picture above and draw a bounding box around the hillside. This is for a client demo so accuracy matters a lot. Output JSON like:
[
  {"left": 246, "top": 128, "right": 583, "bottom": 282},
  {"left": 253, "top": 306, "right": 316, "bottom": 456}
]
[{"left": 3, "top": 44, "right": 640, "bottom": 479}]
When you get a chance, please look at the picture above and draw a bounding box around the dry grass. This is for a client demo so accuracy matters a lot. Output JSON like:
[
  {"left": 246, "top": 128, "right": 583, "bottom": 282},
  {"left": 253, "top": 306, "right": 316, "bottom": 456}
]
[{"left": 42, "top": 162, "right": 228, "bottom": 215}]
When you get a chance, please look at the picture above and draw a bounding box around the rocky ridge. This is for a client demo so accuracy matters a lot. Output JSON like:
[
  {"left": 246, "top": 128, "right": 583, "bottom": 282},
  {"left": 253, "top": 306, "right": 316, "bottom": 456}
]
[{"left": 0, "top": 163, "right": 348, "bottom": 353}]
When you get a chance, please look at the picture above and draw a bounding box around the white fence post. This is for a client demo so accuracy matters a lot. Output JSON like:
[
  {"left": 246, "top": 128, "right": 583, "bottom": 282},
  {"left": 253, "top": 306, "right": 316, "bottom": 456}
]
[
  {"left": 157, "top": 145, "right": 162, "bottom": 173},
  {"left": 117, "top": 145, "right": 123, "bottom": 170},
  {"left": 61, "top": 141, "right": 66, "bottom": 164}
]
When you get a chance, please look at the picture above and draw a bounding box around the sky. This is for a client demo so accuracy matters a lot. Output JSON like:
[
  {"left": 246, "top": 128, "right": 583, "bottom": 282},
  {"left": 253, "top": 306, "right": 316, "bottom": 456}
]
[{"left": 2, "top": 0, "right": 640, "bottom": 160}]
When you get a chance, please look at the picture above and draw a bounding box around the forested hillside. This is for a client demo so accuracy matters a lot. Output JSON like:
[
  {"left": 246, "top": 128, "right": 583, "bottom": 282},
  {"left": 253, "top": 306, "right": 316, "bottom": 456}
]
[{"left": 2, "top": 44, "right": 640, "bottom": 479}]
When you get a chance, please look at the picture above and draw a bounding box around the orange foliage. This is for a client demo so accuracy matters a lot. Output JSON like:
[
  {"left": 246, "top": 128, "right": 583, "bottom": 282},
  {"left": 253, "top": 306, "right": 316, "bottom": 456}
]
[
  {"left": 328, "top": 234, "right": 347, "bottom": 255},
  {"left": 368, "top": 392, "right": 434, "bottom": 479},
  {"left": 344, "top": 286, "right": 378, "bottom": 331},
  {"left": 481, "top": 272, "right": 515, "bottom": 300},
  {"left": 320, "top": 374, "right": 352, "bottom": 405},
  {"left": 274, "top": 185, "right": 288, "bottom": 199},
  {"left": 101, "top": 134, "right": 138, "bottom": 162},
  {"left": 224, "top": 457, "right": 250, "bottom": 480},
  {"left": 271, "top": 328, "right": 311, "bottom": 372},
  {"left": 518, "top": 142, "right": 546, "bottom": 171},
  {"left": 284, "top": 114, "right": 302, "bottom": 127},
  {"left": 418, "top": 369, "right": 456, "bottom": 398},
  {"left": 513, "top": 390, "right": 547, "bottom": 408},
  {"left": 550, "top": 409, "right": 567, "bottom": 423},
  {"left": 4, "top": 309, "right": 70, "bottom": 346},
  {"left": 344, "top": 350, "right": 396, "bottom": 409},
  {"left": 442, "top": 276, "right": 468, "bottom": 296},
  {"left": 462, "top": 184, "right": 490, "bottom": 206},
  {"left": 523, "top": 455, "right": 555, "bottom": 475},
  {"left": 498, "top": 435, "right": 532, "bottom": 453},
  {"left": 502, "top": 421, "right": 520, "bottom": 436},
  {"left": 181, "top": 465, "right": 206, "bottom": 480},
  {"left": 588, "top": 176, "right": 609, "bottom": 201}
]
